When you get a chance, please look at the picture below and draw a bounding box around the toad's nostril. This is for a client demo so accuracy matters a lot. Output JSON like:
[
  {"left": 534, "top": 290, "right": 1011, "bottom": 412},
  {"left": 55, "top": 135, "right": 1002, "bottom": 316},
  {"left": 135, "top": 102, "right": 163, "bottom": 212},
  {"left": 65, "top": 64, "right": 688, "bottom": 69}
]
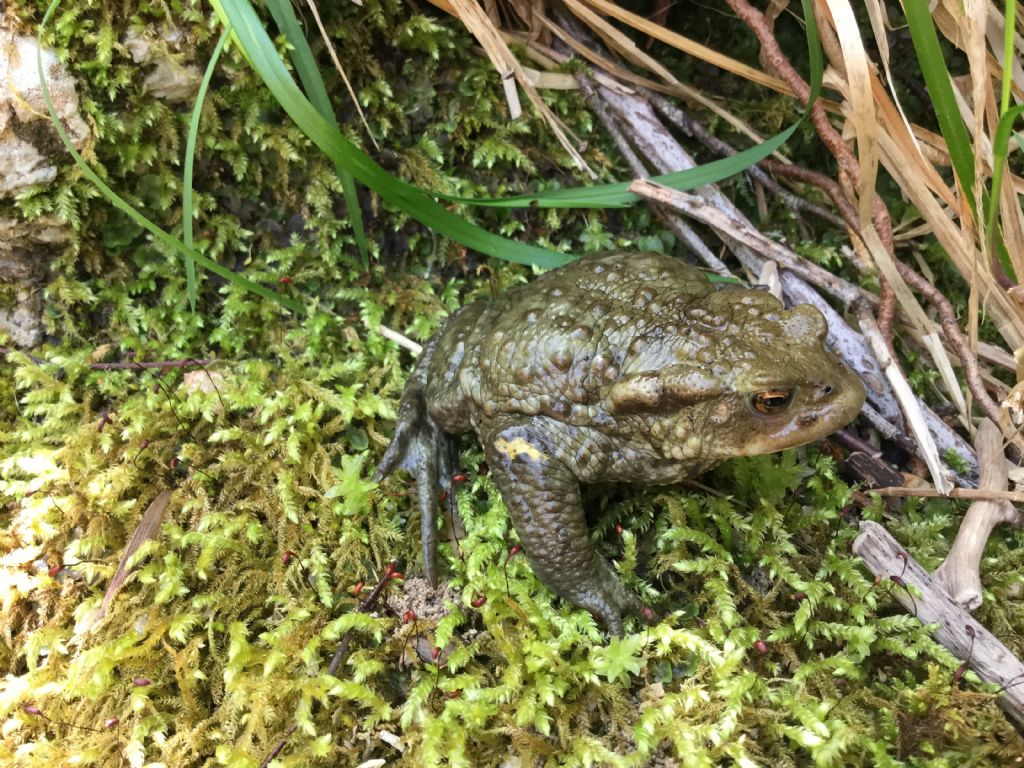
[{"left": 822, "top": 384, "right": 834, "bottom": 395}]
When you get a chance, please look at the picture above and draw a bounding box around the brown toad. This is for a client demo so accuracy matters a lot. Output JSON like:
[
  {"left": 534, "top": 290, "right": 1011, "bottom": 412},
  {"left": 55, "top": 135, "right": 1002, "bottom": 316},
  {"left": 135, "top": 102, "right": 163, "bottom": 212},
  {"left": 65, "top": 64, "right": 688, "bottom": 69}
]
[{"left": 377, "top": 252, "right": 865, "bottom": 634}]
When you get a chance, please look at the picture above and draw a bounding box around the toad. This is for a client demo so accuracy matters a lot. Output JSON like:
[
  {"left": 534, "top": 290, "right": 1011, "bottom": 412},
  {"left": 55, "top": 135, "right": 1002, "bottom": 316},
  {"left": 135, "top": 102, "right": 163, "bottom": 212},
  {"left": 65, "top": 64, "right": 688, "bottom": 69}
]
[{"left": 376, "top": 252, "right": 865, "bottom": 634}]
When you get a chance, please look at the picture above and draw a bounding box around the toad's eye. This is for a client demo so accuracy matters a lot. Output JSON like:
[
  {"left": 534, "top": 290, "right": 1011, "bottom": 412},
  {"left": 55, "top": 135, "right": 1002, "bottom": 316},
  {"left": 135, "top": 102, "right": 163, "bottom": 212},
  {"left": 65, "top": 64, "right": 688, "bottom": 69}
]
[{"left": 752, "top": 390, "right": 793, "bottom": 414}]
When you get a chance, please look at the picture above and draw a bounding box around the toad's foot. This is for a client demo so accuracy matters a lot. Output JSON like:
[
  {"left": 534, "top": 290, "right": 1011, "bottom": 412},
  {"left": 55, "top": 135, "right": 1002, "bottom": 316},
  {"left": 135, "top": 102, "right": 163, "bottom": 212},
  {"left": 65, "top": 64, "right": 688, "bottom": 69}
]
[
  {"left": 482, "top": 421, "right": 646, "bottom": 636},
  {"left": 376, "top": 340, "right": 458, "bottom": 587}
]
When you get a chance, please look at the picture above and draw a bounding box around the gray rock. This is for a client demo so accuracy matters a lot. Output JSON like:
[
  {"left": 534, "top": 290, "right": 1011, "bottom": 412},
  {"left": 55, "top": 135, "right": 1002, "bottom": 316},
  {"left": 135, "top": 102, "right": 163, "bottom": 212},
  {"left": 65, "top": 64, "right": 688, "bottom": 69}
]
[
  {"left": 1, "top": 30, "right": 90, "bottom": 197},
  {"left": 1, "top": 28, "right": 90, "bottom": 347},
  {"left": 122, "top": 29, "right": 201, "bottom": 103},
  {"left": 0, "top": 216, "right": 68, "bottom": 346}
]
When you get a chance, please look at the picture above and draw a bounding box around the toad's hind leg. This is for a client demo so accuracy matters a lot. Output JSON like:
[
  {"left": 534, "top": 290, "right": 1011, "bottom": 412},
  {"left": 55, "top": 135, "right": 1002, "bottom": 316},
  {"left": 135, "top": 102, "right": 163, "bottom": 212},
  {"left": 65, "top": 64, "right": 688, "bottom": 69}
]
[
  {"left": 481, "top": 421, "right": 645, "bottom": 635},
  {"left": 375, "top": 337, "right": 458, "bottom": 587}
]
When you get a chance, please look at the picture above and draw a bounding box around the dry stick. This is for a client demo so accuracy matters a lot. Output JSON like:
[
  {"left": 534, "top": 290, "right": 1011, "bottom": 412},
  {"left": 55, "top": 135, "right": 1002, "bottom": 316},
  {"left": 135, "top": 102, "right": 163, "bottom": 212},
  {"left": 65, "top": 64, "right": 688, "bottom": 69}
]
[
  {"left": 576, "top": 77, "right": 731, "bottom": 275},
  {"left": 578, "top": 74, "right": 650, "bottom": 175},
  {"left": 763, "top": 160, "right": 1010, "bottom": 441},
  {"left": 896, "top": 264, "right": 1009, "bottom": 439},
  {"left": 853, "top": 520, "right": 1024, "bottom": 725},
  {"left": 599, "top": 87, "right": 881, "bottom": 315},
  {"left": 872, "top": 486, "right": 1024, "bottom": 503},
  {"left": 89, "top": 358, "right": 214, "bottom": 370},
  {"left": 627, "top": 180, "right": 866, "bottom": 307},
  {"left": 647, "top": 92, "right": 848, "bottom": 230},
  {"left": 858, "top": 402, "right": 916, "bottom": 454},
  {"left": 803, "top": 4, "right": 895, "bottom": 345},
  {"left": 327, "top": 566, "right": 398, "bottom": 677},
  {"left": 378, "top": 325, "right": 423, "bottom": 355},
  {"left": 832, "top": 427, "right": 883, "bottom": 457},
  {"left": 257, "top": 724, "right": 298, "bottom": 768},
  {"left": 876, "top": 281, "right": 898, "bottom": 351}
]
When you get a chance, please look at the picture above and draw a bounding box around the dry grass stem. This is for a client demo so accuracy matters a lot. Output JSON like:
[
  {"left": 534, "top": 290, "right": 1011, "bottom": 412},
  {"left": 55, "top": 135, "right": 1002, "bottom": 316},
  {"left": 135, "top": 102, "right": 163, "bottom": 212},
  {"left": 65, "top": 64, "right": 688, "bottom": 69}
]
[
  {"left": 305, "top": 0, "right": 380, "bottom": 150},
  {"left": 444, "top": 0, "right": 596, "bottom": 175},
  {"left": 858, "top": 308, "right": 952, "bottom": 493}
]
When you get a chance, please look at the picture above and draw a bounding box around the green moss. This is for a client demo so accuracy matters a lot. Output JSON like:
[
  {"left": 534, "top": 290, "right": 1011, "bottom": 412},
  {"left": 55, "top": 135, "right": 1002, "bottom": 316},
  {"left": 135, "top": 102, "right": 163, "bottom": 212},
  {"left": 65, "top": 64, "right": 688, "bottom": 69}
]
[{"left": 1, "top": 0, "right": 1022, "bottom": 766}]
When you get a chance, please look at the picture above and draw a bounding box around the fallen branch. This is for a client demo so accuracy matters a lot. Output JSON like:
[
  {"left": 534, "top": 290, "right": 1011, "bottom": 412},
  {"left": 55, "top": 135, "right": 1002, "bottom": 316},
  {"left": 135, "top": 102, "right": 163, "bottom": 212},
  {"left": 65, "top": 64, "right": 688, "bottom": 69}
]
[
  {"left": 646, "top": 92, "right": 847, "bottom": 230},
  {"left": 853, "top": 520, "right": 1024, "bottom": 725},
  {"left": 872, "top": 486, "right": 1024, "bottom": 504},
  {"left": 575, "top": 77, "right": 732, "bottom": 275},
  {"left": 627, "top": 179, "right": 866, "bottom": 307},
  {"left": 933, "top": 419, "right": 1022, "bottom": 610}
]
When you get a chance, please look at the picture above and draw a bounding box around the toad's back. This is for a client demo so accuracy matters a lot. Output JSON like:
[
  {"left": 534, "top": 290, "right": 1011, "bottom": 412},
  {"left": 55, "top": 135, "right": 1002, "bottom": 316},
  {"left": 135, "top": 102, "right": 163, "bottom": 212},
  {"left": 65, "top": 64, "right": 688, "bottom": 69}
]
[{"left": 425, "top": 252, "right": 716, "bottom": 433}]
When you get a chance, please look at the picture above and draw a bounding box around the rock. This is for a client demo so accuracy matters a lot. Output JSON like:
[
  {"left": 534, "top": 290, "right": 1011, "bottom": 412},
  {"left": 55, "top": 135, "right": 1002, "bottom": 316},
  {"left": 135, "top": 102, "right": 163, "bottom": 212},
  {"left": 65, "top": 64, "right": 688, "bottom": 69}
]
[
  {"left": 0, "top": 215, "right": 68, "bottom": 346},
  {"left": 122, "top": 30, "right": 201, "bottom": 103},
  {"left": 1, "top": 27, "right": 90, "bottom": 347},
  {"left": 1, "top": 30, "right": 90, "bottom": 197}
]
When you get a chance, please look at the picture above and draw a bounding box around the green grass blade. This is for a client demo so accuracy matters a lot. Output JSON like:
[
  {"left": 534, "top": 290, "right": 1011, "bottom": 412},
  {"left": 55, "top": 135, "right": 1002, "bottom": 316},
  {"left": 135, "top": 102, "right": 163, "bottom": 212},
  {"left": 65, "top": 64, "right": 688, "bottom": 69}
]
[
  {"left": 984, "top": 104, "right": 1024, "bottom": 274},
  {"left": 903, "top": 0, "right": 977, "bottom": 213},
  {"left": 1000, "top": 0, "right": 1017, "bottom": 114},
  {"left": 183, "top": 27, "right": 231, "bottom": 311},
  {"left": 38, "top": 0, "right": 305, "bottom": 315},
  {"left": 266, "top": 0, "right": 369, "bottom": 268},
  {"left": 436, "top": 123, "right": 803, "bottom": 208},
  {"left": 217, "top": 0, "right": 572, "bottom": 268},
  {"left": 216, "top": 0, "right": 822, "bottom": 255}
]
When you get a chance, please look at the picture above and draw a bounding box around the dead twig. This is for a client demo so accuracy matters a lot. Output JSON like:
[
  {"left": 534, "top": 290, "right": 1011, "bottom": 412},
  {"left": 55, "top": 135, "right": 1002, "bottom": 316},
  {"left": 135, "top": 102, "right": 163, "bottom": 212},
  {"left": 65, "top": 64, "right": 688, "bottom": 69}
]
[
  {"left": 871, "top": 486, "right": 1024, "bottom": 504},
  {"left": 895, "top": 264, "right": 1010, "bottom": 442},
  {"left": 575, "top": 73, "right": 731, "bottom": 275},
  {"left": 627, "top": 179, "right": 867, "bottom": 307},
  {"left": 89, "top": 358, "right": 214, "bottom": 371},
  {"left": 378, "top": 325, "right": 423, "bottom": 355},
  {"left": 327, "top": 563, "right": 401, "bottom": 676},
  {"left": 647, "top": 92, "right": 847, "bottom": 230},
  {"left": 933, "top": 419, "right": 1022, "bottom": 610},
  {"left": 257, "top": 724, "right": 298, "bottom": 768},
  {"left": 853, "top": 520, "right": 1024, "bottom": 725},
  {"left": 722, "top": 0, "right": 905, "bottom": 347}
]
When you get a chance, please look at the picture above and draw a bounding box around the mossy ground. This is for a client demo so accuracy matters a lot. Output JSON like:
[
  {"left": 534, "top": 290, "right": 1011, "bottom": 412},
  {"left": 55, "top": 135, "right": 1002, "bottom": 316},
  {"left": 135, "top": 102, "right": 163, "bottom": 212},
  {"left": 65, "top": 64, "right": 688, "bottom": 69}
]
[{"left": 2, "top": 1, "right": 1024, "bottom": 766}]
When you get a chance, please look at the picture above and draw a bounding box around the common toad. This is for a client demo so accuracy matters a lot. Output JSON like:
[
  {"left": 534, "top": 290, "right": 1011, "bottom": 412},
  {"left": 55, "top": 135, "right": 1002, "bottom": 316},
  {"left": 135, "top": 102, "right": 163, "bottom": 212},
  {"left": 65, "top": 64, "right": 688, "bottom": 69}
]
[{"left": 376, "top": 252, "right": 865, "bottom": 634}]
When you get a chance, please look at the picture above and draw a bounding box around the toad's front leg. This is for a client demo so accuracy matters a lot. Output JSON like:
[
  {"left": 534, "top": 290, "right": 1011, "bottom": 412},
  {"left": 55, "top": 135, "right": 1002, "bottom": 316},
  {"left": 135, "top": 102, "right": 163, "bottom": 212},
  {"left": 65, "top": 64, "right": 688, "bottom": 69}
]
[{"left": 480, "top": 418, "right": 645, "bottom": 635}]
